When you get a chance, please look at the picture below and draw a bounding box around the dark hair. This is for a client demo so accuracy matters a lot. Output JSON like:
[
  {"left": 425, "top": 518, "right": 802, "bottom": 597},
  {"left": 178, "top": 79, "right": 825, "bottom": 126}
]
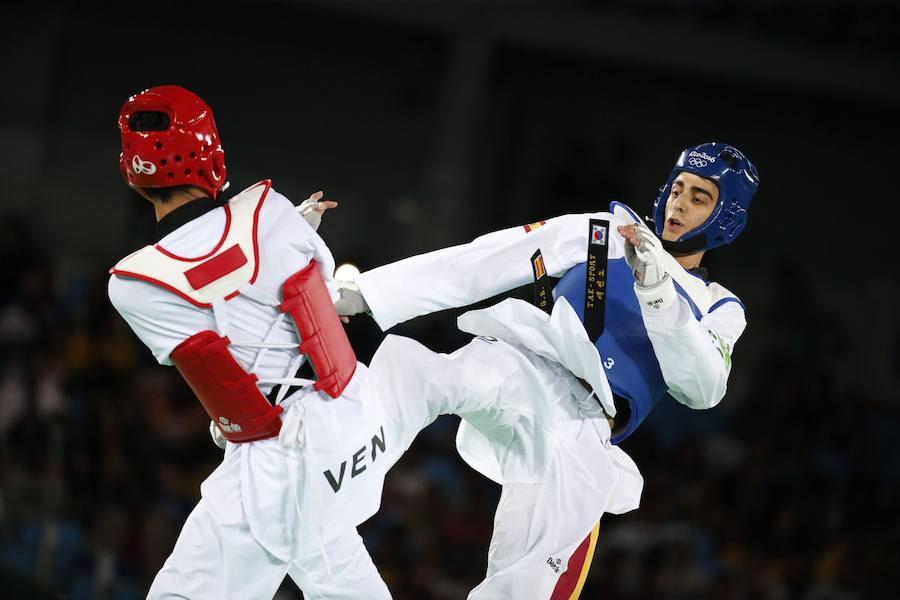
[
  {"left": 128, "top": 111, "right": 170, "bottom": 131},
  {"left": 142, "top": 185, "right": 201, "bottom": 204}
]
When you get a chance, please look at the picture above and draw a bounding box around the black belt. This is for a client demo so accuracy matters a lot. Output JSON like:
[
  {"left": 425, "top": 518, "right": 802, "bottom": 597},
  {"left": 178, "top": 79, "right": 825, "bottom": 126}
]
[{"left": 265, "top": 359, "right": 317, "bottom": 405}]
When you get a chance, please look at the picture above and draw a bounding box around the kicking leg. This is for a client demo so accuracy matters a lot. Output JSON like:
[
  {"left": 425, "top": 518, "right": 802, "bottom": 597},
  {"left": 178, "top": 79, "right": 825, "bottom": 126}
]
[{"left": 468, "top": 414, "right": 628, "bottom": 599}]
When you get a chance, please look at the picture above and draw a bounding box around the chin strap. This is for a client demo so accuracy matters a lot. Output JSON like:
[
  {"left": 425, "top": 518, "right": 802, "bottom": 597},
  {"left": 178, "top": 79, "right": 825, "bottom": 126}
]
[{"left": 660, "top": 235, "right": 709, "bottom": 256}]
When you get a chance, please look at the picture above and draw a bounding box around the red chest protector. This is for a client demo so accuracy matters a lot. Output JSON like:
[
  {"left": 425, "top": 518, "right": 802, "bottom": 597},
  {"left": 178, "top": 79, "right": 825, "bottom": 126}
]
[{"left": 110, "top": 181, "right": 356, "bottom": 443}]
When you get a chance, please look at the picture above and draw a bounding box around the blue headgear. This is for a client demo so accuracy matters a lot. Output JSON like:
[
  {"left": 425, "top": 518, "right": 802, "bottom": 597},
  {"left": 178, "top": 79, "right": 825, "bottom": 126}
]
[{"left": 651, "top": 142, "right": 759, "bottom": 254}]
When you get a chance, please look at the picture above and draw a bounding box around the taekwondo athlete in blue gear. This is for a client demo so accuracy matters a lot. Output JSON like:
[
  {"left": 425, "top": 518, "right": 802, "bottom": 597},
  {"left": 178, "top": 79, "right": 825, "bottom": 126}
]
[
  {"left": 336, "top": 141, "right": 759, "bottom": 599},
  {"left": 553, "top": 142, "right": 759, "bottom": 443}
]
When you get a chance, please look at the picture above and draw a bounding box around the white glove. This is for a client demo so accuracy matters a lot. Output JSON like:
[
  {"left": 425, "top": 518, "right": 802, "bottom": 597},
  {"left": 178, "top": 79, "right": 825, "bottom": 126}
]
[
  {"left": 612, "top": 203, "right": 677, "bottom": 312},
  {"left": 610, "top": 205, "right": 667, "bottom": 288},
  {"left": 209, "top": 420, "right": 227, "bottom": 449},
  {"left": 297, "top": 191, "right": 336, "bottom": 231},
  {"left": 623, "top": 224, "right": 668, "bottom": 288},
  {"left": 334, "top": 279, "right": 370, "bottom": 316},
  {"left": 297, "top": 197, "right": 324, "bottom": 231}
]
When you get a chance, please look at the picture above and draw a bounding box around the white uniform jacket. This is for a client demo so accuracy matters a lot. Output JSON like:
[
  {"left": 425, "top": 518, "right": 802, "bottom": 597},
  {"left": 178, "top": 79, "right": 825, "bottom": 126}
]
[
  {"left": 108, "top": 184, "right": 395, "bottom": 563},
  {"left": 357, "top": 206, "right": 747, "bottom": 416}
]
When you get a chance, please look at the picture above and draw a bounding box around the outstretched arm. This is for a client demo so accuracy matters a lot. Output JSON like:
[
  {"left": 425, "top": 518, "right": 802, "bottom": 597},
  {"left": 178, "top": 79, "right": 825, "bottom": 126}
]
[{"left": 346, "top": 212, "right": 622, "bottom": 330}]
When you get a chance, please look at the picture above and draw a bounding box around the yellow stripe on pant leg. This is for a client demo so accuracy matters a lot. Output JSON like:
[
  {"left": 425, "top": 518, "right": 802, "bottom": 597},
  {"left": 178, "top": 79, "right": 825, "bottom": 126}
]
[{"left": 568, "top": 521, "right": 601, "bottom": 600}]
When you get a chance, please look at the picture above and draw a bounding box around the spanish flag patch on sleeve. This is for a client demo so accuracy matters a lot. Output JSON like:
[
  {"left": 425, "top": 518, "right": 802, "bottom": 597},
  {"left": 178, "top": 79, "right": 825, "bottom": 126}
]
[{"left": 523, "top": 220, "right": 546, "bottom": 233}]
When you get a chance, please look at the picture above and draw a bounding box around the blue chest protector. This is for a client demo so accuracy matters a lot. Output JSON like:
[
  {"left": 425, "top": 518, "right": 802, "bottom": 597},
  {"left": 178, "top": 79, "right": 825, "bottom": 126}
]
[{"left": 553, "top": 258, "right": 669, "bottom": 444}]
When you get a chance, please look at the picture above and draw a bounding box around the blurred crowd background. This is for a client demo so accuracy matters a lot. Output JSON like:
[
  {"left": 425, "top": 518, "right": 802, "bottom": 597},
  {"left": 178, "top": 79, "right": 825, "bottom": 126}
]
[{"left": 1, "top": 1, "right": 898, "bottom": 598}]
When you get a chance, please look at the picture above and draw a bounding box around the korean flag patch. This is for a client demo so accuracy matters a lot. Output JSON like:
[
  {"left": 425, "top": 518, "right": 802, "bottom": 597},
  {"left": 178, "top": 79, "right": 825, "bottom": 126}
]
[{"left": 590, "top": 223, "right": 607, "bottom": 246}]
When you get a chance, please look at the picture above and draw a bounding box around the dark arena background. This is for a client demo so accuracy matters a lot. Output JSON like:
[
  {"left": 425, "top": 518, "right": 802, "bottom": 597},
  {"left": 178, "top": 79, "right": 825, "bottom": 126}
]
[{"left": 1, "top": 1, "right": 898, "bottom": 598}]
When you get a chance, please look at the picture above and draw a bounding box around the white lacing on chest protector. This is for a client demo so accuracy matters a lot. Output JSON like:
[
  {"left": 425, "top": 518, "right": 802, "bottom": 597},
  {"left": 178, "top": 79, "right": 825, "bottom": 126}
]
[{"left": 210, "top": 285, "right": 315, "bottom": 403}]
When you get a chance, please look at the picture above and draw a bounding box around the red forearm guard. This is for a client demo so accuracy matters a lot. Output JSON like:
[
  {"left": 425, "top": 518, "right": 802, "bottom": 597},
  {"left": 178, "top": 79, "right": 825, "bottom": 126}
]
[
  {"left": 170, "top": 330, "right": 283, "bottom": 443},
  {"left": 280, "top": 261, "right": 357, "bottom": 398}
]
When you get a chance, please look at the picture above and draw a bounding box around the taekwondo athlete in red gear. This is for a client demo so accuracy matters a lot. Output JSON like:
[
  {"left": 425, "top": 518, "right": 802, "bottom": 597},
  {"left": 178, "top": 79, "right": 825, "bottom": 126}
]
[
  {"left": 108, "top": 85, "right": 398, "bottom": 599},
  {"left": 336, "top": 142, "right": 758, "bottom": 599}
]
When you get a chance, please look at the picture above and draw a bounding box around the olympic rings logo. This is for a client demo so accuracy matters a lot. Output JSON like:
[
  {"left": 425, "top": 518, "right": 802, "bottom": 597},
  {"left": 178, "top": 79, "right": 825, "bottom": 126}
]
[
  {"left": 688, "top": 157, "right": 708, "bottom": 168},
  {"left": 132, "top": 155, "right": 157, "bottom": 175}
]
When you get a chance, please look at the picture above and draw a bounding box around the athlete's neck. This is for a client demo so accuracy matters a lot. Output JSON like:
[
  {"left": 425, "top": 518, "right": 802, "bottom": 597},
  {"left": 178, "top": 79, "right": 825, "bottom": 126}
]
[
  {"left": 674, "top": 250, "right": 704, "bottom": 271},
  {"left": 152, "top": 189, "right": 211, "bottom": 222}
]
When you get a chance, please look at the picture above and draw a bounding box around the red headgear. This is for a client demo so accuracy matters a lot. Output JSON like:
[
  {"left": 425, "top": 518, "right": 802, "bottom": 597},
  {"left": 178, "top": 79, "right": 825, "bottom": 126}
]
[{"left": 118, "top": 85, "right": 227, "bottom": 199}]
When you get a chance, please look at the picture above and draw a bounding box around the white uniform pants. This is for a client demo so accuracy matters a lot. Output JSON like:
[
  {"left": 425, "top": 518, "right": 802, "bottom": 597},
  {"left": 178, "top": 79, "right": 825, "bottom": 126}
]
[
  {"left": 147, "top": 499, "right": 390, "bottom": 600},
  {"left": 148, "top": 331, "right": 640, "bottom": 599},
  {"left": 370, "top": 334, "right": 643, "bottom": 600},
  {"left": 145, "top": 362, "right": 394, "bottom": 600}
]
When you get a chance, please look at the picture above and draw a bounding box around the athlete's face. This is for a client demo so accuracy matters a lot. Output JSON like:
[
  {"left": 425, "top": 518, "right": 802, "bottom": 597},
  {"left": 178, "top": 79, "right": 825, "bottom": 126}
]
[{"left": 661, "top": 172, "right": 719, "bottom": 241}]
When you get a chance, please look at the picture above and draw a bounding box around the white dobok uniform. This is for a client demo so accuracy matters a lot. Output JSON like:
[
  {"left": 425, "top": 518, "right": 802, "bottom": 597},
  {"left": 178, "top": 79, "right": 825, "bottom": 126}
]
[
  {"left": 110, "top": 182, "right": 403, "bottom": 599},
  {"left": 356, "top": 207, "right": 747, "bottom": 599}
]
